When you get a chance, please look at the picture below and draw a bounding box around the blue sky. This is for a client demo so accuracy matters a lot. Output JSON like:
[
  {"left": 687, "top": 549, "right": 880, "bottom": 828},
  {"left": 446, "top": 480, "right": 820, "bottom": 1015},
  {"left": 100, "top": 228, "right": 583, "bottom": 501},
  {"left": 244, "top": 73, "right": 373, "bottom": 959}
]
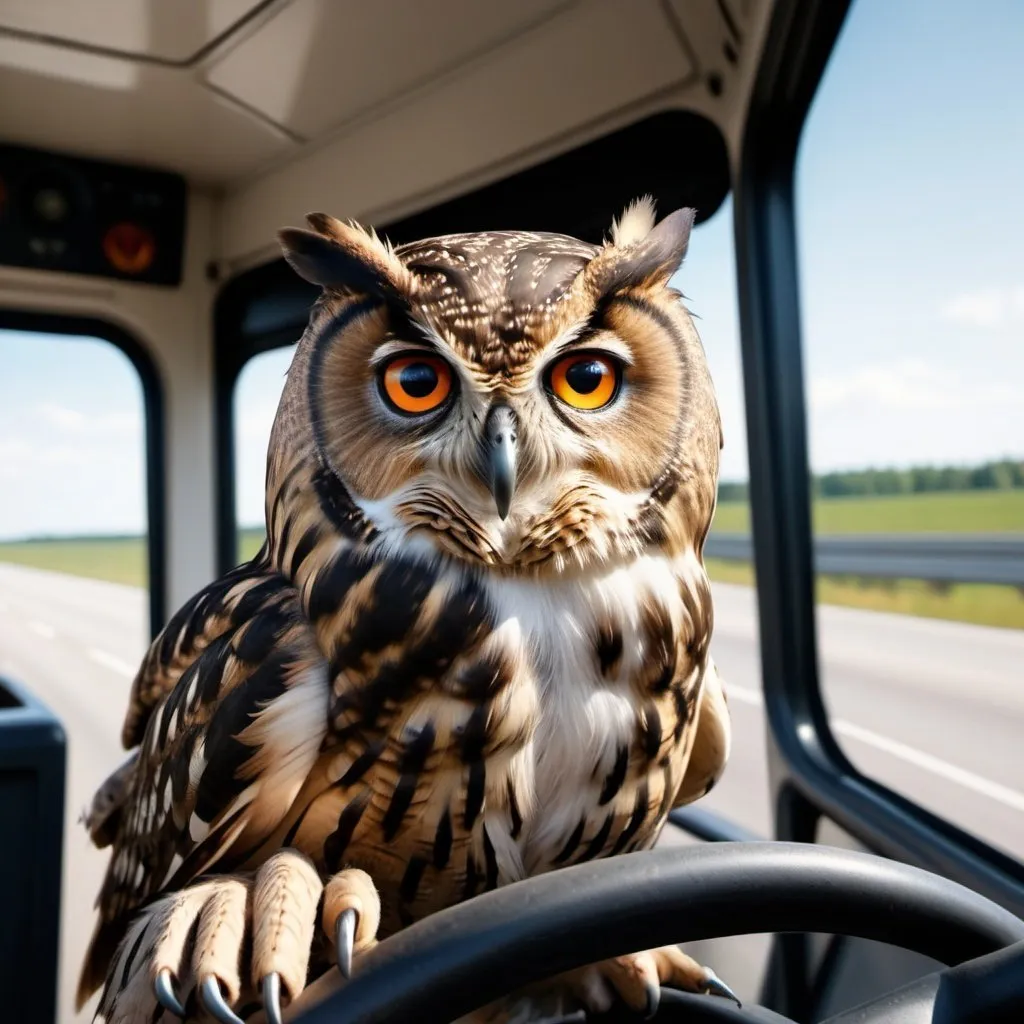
[
  {"left": 1, "top": 0, "right": 1022, "bottom": 539},
  {"left": 0, "top": 333, "right": 146, "bottom": 537}
]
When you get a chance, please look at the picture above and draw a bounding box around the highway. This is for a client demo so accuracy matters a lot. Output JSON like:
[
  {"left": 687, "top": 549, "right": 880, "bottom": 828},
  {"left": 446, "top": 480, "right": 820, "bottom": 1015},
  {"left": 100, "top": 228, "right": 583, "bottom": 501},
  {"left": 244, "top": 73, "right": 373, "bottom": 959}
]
[{"left": 0, "top": 562, "right": 1022, "bottom": 1021}]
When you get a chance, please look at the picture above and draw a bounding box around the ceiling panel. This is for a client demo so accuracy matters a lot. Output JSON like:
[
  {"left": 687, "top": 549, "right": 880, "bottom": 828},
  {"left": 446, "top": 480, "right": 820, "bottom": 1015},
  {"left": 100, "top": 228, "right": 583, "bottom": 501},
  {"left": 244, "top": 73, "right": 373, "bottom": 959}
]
[
  {"left": 221, "top": 0, "right": 695, "bottom": 261},
  {"left": 666, "top": 0, "right": 759, "bottom": 92},
  {"left": 0, "top": 34, "right": 294, "bottom": 183},
  {"left": 203, "top": 0, "right": 572, "bottom": 140},
  {"left": 0, "top": 0, "right": 265, "bottom": 63}
]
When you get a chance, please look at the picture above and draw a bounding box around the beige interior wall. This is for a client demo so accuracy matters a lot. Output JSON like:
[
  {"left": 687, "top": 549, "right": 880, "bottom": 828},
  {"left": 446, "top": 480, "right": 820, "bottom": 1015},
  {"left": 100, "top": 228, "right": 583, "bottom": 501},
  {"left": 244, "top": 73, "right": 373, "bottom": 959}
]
[{"left": 214, "top": 0, "right": 773, "bottom": 271}]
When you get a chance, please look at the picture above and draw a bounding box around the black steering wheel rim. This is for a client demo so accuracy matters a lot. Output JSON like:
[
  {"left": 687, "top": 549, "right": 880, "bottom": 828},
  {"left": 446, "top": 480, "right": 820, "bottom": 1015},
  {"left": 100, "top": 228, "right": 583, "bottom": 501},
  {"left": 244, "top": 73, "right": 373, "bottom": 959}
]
[{"left": 297, "top": 842, "right": 1024, "bottom": 1024}]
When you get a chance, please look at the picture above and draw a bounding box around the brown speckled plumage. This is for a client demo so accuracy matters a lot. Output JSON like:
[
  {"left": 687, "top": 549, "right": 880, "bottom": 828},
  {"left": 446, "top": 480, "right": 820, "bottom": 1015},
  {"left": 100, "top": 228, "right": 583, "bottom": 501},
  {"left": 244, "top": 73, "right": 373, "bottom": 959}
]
[{"left": 82, "top": 198, "right": 731, "bottom": 1022}]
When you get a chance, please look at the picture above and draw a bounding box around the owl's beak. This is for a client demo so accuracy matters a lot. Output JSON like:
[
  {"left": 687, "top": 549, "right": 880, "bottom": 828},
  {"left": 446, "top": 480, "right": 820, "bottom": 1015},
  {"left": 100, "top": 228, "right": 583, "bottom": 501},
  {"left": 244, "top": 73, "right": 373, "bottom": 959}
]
[{"left": 484, "top": 404, "right": 518, "bottom": 520}]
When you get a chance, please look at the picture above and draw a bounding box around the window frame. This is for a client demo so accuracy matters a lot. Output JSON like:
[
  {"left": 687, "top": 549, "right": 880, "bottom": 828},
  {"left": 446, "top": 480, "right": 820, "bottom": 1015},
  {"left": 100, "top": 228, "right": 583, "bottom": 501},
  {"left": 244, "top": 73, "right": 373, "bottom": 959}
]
[
  {"left": 0, "top": 309, "right": 167, "bottom": 638},
  {"left": 732, "top": 2, "right": 1024, "bottom": 1013},
  {"left": 213, "top": 258, "right": 313, "bottom": 574},
  {"left": 733, "top": 0, "right": 1024, "bottom": 909}
]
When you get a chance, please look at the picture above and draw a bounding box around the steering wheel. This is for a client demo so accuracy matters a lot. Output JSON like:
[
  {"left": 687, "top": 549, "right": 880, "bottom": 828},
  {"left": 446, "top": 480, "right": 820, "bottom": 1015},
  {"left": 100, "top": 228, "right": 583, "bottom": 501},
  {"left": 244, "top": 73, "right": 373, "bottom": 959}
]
[{"left": 292, "top": 842, "right": 1024, "bottom": 1024}]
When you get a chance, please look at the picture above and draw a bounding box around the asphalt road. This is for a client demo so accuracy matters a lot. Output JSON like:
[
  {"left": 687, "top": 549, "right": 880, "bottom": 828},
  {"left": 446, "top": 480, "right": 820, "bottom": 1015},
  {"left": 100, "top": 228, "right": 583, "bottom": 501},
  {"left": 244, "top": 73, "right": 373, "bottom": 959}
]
[{"left": 1, "top": 563, "right": 1022, "bottom": 1021}]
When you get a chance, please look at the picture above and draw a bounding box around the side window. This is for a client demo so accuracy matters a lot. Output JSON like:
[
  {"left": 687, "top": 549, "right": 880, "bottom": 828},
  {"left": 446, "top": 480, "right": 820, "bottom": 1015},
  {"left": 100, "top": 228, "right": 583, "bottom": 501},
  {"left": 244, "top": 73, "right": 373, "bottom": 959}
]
[
  {"left": 234, "top": 345, "right": 296, "bottom": 561},
  {"left": 796, "top": 1, "right": 1024, "bottom": 857},
  {"left": 0, "top": 329, "right": 149, "bottom": 646},
  {"left": 0, "top": 326, "right": 152, "bottom": 1024}
]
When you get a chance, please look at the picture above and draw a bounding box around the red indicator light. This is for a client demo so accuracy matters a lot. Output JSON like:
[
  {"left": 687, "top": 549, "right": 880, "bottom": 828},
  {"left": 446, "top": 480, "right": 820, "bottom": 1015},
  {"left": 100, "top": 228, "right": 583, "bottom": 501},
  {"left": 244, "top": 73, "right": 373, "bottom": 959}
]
[{"left": 103, "top": 221, "right": 156, "bottom": 274}]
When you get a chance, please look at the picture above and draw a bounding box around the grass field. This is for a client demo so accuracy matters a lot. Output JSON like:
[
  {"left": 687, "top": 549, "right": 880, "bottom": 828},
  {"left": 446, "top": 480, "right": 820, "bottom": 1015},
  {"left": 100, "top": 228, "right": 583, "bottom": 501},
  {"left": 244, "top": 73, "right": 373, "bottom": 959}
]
[
  {"left": 1, "top": 490, "right": 1022, "bottom": 629},
  {"left": 712, "top": 489, "right": 1024, "bottom": 534},
  {"left": 239, "top": 529, "right": 266, "bottom": 564},
  {"left": 0, "top": 535, "right": 146, "bottom": 587}
]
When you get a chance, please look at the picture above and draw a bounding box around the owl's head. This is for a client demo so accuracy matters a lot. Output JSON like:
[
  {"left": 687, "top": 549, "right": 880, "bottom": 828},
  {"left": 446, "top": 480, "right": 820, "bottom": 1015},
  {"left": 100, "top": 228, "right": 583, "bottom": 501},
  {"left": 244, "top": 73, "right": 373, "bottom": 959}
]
[{"left": 273, "top": 199, "right": 721, "bottom": 575}]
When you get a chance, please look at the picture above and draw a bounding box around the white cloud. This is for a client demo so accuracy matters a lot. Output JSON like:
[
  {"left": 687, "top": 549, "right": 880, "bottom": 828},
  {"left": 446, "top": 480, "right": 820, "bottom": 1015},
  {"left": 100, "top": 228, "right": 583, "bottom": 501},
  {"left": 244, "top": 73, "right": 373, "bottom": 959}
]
[
  {"left": 811, "top": 358, "right": 1024, "bottom": 416},
  {"left": 940, "top": 285, "right": 1024, "bottom": 328},
  {"left": 0, "top": 433, "right": 144, "bottom": 538},
  {"left": 0, "top": 436, "right": 130, "bottom": 479},
  {"left": 36, "top": 402, "right": 140, "bottom": 435},
  {"left": 810, "top": 359, "right": 963, "bottom": 412}
]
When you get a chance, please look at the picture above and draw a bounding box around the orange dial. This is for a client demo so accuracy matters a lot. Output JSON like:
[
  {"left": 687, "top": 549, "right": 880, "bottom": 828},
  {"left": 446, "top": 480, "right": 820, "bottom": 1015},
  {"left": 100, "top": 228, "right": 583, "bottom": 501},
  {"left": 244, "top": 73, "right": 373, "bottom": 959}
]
[
  {"left": 103, "top": 221, "right": 156, "bottom": 274},
  {"left": 382, "top": 354, "right": 452, "bottom": 414},
  {"left": 548, "top": 353, "right": 620, "bottom": 411}
]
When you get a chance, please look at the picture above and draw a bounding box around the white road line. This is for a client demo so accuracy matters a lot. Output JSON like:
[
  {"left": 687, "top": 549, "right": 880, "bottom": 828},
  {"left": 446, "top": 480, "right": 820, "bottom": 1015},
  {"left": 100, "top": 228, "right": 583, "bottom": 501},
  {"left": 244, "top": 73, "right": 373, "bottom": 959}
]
[
  {"left": 726, "top": 683, "right": 1024, "bottom": 814},
  {"left": 0, "top": 600, "right": 9, "bottom": 612},
  {"left": 834, "top": 720, "right": 1024, "bottom": 814},
  {"left": 29, "top": 620, "right": 55, "bottom": 638},
  {"left": 87, "top": 648, "right": 136, "bottom": 678},
  {"left": 728, "top": 684, "right": 764, "bottom": 707}
]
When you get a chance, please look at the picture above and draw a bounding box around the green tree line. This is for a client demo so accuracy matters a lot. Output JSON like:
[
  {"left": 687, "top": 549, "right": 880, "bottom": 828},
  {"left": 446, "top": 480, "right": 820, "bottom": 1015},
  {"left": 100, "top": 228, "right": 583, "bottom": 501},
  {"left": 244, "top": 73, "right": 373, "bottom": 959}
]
[{"left": 718, "top": 458, "right": 1024, "bottom": 502}]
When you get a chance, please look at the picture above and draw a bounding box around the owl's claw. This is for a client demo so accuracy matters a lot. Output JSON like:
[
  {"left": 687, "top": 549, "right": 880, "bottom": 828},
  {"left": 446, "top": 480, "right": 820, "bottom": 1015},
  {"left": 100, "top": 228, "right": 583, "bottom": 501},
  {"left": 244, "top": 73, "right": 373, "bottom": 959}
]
[
  {"left": 335, "top": 906, "right": 357, "bottom": 979},
  {"left": 98, "top": 859, "right": 380, "bottom": 1023},
  {"left": 564, "top": 946, "right": 736, "bottom": 1018},
  {"left": 702, "top": 969, "right": 741, "bottom": 1006},
  {"left": 154, "top": 967, "right": 185, "bottom": 1018},
  {"left": 200, "top": 975, "right": 246, "bottom": 1024},
  {"left": 643, "top": 979, "right": 660, "bottom": 1019},
  {"left": 321, "top": 870, "right": 379, "bottom": 980},
  {"left": 262, "top": 971, "right": 284, "bottom": 1024}
]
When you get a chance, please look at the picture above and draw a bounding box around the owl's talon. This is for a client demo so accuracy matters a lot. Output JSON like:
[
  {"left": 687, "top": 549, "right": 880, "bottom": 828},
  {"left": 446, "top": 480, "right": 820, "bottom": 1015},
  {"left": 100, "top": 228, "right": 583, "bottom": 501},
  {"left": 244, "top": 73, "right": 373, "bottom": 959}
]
[
  {"left": 335, "top": 906, "right": 358, "bottom": 979},
  {"left": 200, "top": 975, "right": 246, "bottom": 1024},
  {"left": 565, "top": 946, "right": 733, "bottom": 1018},
  {"left": 154, "top": 967, "right": 185, "bottom": 1018},
  {"left": 96, "top": 857, "right": 379, "bottom": 1021},
  {"left": 262, "top": 971, "right": 284, "bottom": 1024},
  {"left": 702, "top": 969, "right": 741, "bottom": 1006},
  {"left": 643, "top": 979, "right": 660, "bottom": 1019}
]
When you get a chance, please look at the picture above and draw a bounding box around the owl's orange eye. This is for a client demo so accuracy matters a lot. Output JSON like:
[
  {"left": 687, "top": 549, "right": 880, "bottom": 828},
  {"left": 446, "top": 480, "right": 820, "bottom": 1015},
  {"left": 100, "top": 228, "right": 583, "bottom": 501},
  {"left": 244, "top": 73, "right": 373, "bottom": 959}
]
[
  {"left": 381, "top": 355, "right": 453, "bottom": 415},
  {"left": 547, "top": 353, "right": 621, "bottom": 411}
]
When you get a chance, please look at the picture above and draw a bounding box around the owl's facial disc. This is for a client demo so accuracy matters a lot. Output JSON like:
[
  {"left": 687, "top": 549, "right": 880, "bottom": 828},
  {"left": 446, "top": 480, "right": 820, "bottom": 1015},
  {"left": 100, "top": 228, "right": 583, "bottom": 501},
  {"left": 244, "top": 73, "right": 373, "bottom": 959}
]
[{"left": 482, "top": 404, "right": 517, "bottom": 520}]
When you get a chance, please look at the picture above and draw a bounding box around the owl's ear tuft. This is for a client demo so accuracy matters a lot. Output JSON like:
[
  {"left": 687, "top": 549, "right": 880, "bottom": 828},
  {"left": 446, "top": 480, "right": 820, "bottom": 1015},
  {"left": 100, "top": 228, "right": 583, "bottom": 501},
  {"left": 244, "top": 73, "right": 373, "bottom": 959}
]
[
  {"left": 585, "top": 206, "right": 696, "bottom": 297},
  {"left": 609, "top": 195, "right": 658, "bottom": 247},
  {"left": 278, "top": 213, "right": 413, "bottom": 299}
]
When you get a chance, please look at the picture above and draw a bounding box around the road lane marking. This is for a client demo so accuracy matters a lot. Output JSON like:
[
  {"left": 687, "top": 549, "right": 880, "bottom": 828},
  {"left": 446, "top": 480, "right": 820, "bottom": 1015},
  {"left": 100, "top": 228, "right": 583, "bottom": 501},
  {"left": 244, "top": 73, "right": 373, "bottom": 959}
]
[
  {"left": 834, "top": 720, "right": 1024, "bottom": 814},
  {"left": 29, "top": 620, "right": 55, "bottom": 638},
  {"left": 88, "top": 649, "right": 136, "bottom": 678},
  {"left": 727, "top": 685, "right": 763, "bottom": 707},
  {"left": 726, "top": 683, "right": 1024, "bottom": 813}
]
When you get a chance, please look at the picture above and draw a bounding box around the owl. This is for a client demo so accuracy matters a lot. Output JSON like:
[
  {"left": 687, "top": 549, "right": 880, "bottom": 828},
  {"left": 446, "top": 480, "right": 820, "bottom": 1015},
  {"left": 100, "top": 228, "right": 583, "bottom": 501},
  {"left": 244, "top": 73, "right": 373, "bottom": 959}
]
[{"left": 78, "top": 198, "right": 734, "bottom": 1024}]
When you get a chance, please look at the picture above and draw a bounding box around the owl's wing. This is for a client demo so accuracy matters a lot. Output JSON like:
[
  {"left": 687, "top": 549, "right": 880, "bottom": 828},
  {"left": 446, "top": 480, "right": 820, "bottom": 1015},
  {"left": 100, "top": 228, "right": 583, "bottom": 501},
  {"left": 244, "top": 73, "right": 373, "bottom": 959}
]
[
  {"left": 120, "top": 545, "right": 273, "bottom": 749},
  {"left": 82, "top": 548, "right": 276, "bottom": 853},
  {"left": 77, "top": 567, "right": 330, "bottom": 1009},
  {"left": 673, "top": 658, "right": 731, "bottom": 807}
]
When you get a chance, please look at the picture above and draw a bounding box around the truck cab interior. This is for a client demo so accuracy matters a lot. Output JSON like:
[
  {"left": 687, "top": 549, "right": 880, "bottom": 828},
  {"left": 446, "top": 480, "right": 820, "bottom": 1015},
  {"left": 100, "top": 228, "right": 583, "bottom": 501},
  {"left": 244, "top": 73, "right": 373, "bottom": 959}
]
[{"left": 1, "top": 1, "right": 1022, "bottom": 1022}]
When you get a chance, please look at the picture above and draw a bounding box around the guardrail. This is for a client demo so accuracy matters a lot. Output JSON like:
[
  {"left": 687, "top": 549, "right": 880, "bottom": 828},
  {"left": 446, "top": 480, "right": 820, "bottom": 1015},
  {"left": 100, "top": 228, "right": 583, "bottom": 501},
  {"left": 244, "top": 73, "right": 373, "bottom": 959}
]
[{"left": 705, "top": 533, "right": 1024, "bottom": 587}]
